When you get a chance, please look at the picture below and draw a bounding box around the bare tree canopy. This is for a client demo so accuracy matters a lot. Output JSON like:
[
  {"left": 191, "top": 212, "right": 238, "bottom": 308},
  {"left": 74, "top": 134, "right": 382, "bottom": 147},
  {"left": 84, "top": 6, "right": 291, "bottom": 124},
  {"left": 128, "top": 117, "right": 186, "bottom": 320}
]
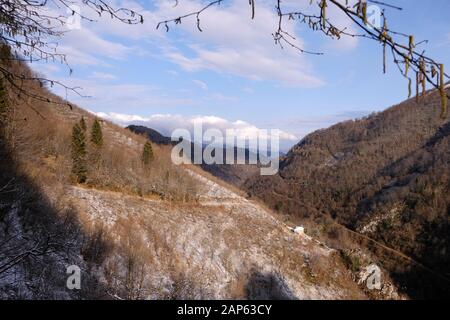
[
  {"left": 158, "top": 0, "right": 449, "bottom": 117},
  {"left": 0, "top": 0, "right": 143, "bottom": 103}
]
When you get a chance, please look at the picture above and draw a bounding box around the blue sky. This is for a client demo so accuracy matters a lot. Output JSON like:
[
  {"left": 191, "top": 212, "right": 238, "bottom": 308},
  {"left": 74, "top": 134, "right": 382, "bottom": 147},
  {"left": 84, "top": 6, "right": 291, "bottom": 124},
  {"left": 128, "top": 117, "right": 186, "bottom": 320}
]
[{"left": 34, "top": 0, "right": 450, "bottom": 151}]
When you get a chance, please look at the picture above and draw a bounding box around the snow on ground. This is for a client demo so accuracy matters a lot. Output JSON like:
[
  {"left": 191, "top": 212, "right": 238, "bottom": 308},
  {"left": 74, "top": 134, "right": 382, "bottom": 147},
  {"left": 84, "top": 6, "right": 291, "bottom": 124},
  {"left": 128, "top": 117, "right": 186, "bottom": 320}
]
[{"left": 66, "top": 168, "right": 364, "bottom": 299}]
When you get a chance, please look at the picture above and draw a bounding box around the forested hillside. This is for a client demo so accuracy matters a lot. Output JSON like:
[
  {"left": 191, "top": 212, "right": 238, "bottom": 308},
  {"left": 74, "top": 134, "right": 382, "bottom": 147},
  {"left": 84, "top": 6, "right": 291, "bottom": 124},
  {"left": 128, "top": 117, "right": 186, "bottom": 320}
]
[{"left": 244, "top": 86, "right": 450, "bottom": 298}]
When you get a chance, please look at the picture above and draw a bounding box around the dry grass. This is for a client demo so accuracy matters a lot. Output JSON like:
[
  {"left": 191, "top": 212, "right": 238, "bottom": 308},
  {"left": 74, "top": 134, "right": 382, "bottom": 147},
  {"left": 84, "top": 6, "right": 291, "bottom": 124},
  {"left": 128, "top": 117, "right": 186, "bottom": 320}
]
[
  {"left": 1, "top": 51, "right": 374, "bottom": 300},
  {"left": 5, "top": 61, "right": 199, "bottom": 203},
  {"left": 0, "top": 56, "right": 207, "bottom": 299}
]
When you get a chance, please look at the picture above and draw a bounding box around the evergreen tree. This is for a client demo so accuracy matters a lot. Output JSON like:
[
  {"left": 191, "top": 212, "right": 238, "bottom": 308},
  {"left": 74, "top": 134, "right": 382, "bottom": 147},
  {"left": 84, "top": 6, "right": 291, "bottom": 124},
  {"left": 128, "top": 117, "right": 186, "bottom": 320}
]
[
  {"left": 142, "top": 141, "right": 154, "bottom": 167},
  {"left": 90, "top": 118, "right": 103, "bottom": 147},
  {"left": 71, "top": 123, "right": 87, "bottom": 183},
  {"left": 80, "top": 116, "right": 87, "bottom": 132}
]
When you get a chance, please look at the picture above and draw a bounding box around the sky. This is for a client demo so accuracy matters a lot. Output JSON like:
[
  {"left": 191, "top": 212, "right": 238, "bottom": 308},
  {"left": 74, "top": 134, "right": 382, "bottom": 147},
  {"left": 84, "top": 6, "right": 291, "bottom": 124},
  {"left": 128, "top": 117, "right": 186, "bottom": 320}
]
[{"left": 32, "top": 0, "right": 450, "bottom": 152}]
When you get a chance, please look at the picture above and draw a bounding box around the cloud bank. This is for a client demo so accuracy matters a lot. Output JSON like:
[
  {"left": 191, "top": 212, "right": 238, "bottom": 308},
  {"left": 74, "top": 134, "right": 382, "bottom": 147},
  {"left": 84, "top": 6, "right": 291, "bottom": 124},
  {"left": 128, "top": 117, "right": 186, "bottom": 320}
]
[{"left": 93, "top": 112, "right": 299, "bottom": 151}]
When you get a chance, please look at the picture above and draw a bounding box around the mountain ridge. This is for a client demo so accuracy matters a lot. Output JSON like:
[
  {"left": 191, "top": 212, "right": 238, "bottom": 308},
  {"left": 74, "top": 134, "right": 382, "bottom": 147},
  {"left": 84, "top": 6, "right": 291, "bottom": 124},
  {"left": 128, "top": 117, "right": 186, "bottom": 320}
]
[{"left": 243, "top": 87, "right": 450, "bottom": 298}]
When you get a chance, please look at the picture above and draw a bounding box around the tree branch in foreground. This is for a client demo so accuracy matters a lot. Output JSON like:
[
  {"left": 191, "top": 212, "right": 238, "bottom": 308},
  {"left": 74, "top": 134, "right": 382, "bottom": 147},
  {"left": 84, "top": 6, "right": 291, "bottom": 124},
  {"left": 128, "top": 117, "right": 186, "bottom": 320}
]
[
  {"left": 0, "top": 0, "right": 144, "bottom": 106},
  {"left": 159, "top": 0, "right": 449, "bottom": 117}
]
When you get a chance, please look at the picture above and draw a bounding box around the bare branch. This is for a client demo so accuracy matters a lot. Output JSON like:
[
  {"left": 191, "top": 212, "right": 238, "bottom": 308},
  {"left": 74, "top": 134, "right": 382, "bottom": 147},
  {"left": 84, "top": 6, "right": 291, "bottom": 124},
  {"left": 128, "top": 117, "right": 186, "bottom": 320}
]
[
  {"left": 158, "top": 0, "right": 449, "bottom": 117},
  {"left": 0, "top": 0, "right": 144, "bottom": 106}
]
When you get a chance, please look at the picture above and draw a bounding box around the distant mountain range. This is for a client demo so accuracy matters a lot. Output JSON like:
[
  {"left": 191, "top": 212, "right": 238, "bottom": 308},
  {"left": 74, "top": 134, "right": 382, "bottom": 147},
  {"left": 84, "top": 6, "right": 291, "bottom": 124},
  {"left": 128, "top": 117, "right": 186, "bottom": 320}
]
[
  {"left": 127, "top": 125, "right": 173, "bottom": 145},
  {"left": 127, "top": 124, "right": 263, "bottom": 187}
]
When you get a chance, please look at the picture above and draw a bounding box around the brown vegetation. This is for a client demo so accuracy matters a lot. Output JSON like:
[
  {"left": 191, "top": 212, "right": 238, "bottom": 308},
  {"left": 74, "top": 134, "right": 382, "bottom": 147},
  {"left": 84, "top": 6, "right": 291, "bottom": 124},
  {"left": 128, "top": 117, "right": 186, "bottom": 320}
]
[
  {"left": 0, "top": 48, "right": 200, "bottom": 299},
  {"left": 244, "top": 87, "right": 450, "bottom": 298},
  {"left": 6, "top": 61, "right": 199, "bottom": 203}
]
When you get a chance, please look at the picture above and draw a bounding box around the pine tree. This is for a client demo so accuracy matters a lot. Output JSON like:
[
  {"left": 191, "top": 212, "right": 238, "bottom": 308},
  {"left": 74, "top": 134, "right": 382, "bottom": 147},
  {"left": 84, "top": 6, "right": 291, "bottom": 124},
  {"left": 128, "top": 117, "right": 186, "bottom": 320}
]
[
  {"left": 142, "top": 141, "right": 154, "bottom": 167},
  {"left": 80, "top": 116, "right": 87, "bottom": 132},
  {"left": 71, "top": 123, "right": 87, "bottom": 183},
  {"left": 90, "top": 118, "right": 103, "bottom": 147}
]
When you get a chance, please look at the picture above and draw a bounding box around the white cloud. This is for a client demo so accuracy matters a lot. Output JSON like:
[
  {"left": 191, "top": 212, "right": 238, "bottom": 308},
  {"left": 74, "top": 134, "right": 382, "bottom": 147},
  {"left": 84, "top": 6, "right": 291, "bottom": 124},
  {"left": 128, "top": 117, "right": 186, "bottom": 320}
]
[
  {"left": 34, "top": 0, "right": 362, "bottom": 87},
  {"left": 31, "top": 63, "right": 62, "bottom": 76},
  {"left": 155, "top": 0, "right": 325, "bottom": 87},
  {"left": 242, "top": 87, "right": 254, "bottom": 94},
  {"left": 166, "top": 70, "right": 179, "bottom": 77},
  {"left": 41, "top": 2, "right": 155, "bottom": 67},
  {"left": 93, "top": 112, "right": 298, "bottom": 150},
  {"left": 63, "top": 28, "right": 132, "bottom": 60},
  {"left": 89, "top": 72, "right": 117, "bottom": 80},
  {"left": 193, "top": 79, "right": 208, "bottom": 90},
  {"left": 287, "top": 0, "right": 359, "bottom": 52},
  {"left": 36, "top": 0, "right": 361, "bottom": 87},
  {"left": 204, "top": 93, "right": 237, "bottom": 102},
  {"left": 45, "top": 74, "right": 197, "bottom": 111}
]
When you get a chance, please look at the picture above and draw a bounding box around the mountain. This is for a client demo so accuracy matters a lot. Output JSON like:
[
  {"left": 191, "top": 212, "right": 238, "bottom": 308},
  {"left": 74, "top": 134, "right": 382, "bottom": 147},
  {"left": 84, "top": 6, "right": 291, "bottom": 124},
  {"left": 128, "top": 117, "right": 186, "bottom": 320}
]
[
  {"left": 126, "top": 125, "right": 173, "bottom": 145},
  {"left": 0, "top": 48, "right": 389, "bottom": 300},
  {"left": 244, "top": 87, "right": 450, "bottom": 298},
  {"left": 127, "top": 125, "right": 261, "bottom": 187}
]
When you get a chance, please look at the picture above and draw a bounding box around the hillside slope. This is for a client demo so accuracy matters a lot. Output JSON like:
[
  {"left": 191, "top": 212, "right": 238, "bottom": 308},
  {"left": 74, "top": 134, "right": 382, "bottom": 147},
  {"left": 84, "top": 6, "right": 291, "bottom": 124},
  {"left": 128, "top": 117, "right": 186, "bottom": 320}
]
[
  {"left": 244, "top": 88, "right": 450, "bottom": 298},
  {"left": 65, "top": 169, "right": 366, "bottom": 299},
  {"left": 0, "top": 95, "right": 365, "bottom": 299},
  {"left": 127, "top": 125, "right": 260, "bottom": 187},
  {"left": 0, "top": 52, "right": 384, "bottom": 299},
  {"left": 127, "top": 125, "right": 173, "bottom": 145}
]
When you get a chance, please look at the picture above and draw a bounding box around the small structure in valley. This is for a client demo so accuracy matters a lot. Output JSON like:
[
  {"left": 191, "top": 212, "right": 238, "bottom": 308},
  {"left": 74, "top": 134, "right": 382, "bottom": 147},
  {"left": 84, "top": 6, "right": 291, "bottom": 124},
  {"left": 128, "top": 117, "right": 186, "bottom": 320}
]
[{"left": 292, "top": 226, "right": 305, "bottom": 235}]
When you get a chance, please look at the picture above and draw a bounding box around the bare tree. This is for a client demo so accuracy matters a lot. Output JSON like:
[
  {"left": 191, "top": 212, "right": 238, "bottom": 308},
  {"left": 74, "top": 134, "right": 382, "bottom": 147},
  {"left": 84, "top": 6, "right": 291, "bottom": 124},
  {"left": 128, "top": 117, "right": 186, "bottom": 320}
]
[
  {"left": 158, "top": 0, "right": 449, "bottom": 117},
  {"left": 0, "top": 0, "right": 144, "bottom": 104}
]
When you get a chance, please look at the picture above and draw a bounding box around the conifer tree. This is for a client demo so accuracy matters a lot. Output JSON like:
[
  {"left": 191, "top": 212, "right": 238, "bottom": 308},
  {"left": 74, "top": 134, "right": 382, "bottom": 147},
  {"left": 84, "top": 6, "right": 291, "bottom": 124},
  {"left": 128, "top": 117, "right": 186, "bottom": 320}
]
[
  {"left": 71, "top": 123, "right": 87, "bottom": 183},
  {"left": 80, "top": 116, "right": 87, "bottom": 132},
  {"left": 90, "top": 118, "right": 103, "bottom": 148},
  {"left": 142, "top": 141, "right": 154, "bottom": 167}
]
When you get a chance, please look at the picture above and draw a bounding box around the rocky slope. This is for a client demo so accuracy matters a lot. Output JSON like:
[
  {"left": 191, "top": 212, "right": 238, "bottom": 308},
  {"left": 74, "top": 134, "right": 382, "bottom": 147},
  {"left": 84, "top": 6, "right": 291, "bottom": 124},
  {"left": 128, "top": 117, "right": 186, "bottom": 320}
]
[{"left": 65, "top": 169, "right": 367, "bottom": 299}]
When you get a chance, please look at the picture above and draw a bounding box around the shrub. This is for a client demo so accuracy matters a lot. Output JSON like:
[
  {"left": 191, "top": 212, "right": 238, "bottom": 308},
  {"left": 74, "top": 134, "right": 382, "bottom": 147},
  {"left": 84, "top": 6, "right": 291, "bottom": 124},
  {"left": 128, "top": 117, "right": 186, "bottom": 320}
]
[
  {"left": 90, "top": 118, "right": 103, "bottom": 147},
  {"left": 80, "top": 116, "right": 87, "bottom": 132},
  {"left": 142, "top": 141, "right": 154, "bottom": 166},
  {"left": 71, "top": 122, "right": 87, "bottom": 183}
]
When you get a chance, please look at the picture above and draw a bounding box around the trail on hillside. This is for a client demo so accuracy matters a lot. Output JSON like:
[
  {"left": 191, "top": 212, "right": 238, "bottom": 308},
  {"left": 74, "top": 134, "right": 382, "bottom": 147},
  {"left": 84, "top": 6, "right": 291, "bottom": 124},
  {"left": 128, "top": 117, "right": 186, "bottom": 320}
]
[{"left": 65, "top": 167, "right": 367, "bottom": 300}]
